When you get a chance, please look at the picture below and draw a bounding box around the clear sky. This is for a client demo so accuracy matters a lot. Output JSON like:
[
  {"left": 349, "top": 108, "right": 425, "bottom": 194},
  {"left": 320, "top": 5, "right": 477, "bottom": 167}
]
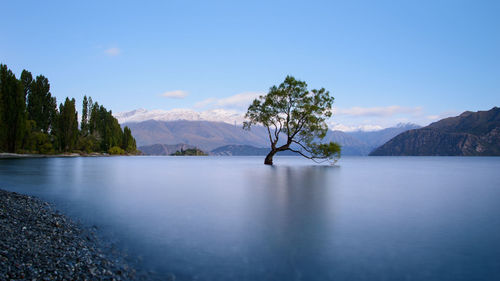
[{"left": 1, "top": 0, "right": 499, "bottom": 130}]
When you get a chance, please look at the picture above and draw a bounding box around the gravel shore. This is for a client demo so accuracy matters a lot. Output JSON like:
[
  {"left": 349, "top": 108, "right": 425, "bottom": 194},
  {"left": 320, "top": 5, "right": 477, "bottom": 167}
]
[{"left": 0, "top": 189, "right": 138, "bottom": 280}]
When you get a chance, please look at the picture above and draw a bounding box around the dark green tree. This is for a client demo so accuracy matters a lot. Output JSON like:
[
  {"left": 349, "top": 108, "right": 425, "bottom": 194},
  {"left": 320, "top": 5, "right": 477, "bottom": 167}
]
[
  {"left": 27, "top": 75, "right": 57, "bottom": 133},
  {"left": 0, "top": 64, "right": 27, "bottom": 152},
  {"left": 88, "top": 101, "right": 99, "bottom": 136},
  {"left": 121, "top": 126, "right": 136, "bottom": 153},
  {"left": 81, "top": 95, "right": 89, "bottom": 135},
  {"left": 88, "top": 101, "right": 125, "bottom": 152},
  {"left": 20, "top": 70, "right": 33, "bottom": 104},
  {"left": 244, "top": 75, "right": 341, "bottom": 165},
  {"left": 0, "top": 64, "right": 137, "bottom": 155},
  {"left": 102, "top": 108, "right": 123, "bottom": 152},
  {"left": 57, "top": 98, "right": 79, "bottom": 152}
]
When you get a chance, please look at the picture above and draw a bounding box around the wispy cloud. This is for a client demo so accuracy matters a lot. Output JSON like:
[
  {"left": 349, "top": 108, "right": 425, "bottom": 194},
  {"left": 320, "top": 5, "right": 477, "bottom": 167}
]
[
  {"left": 329, "top": 105, "right": 431, "bottom": 131},
  {"left": 335, "top": 106, "right": 423, "bottom": 117},
  {"left": 161, "top": 90, "right": 189, "bottom": 99},
  {"left": 329, "top": 122, "right": 385, "bottom": 132},
  {"left": 425, "top": 110, "right": 459, "bottom": 121},
  {"left": 194, "top": 92, "right": 262, "bottom": 110},
  {"left": 104, "top": 47, "right": 121, "bottom": 56},
  {"left": 194, "top": 98, "right": 216, "bottom": 108}
]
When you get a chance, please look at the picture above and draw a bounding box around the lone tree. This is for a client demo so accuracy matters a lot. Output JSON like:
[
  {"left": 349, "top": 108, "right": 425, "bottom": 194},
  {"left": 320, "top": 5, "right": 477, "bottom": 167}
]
[{"left": 244, "top": 76, "right": 341, "bottom": 165}]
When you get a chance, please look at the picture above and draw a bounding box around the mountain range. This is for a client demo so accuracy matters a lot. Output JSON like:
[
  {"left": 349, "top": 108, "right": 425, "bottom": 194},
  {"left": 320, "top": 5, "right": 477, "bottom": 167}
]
[
  {"left": 123, "top": 107, "right": 500, "bottom": 156},
  {"left": 115, "top": 108, "right": 247, "bottom": 125},
  {"left": 138, "top": 143, "right": 197, "bottom": 156},
  {"left": 370, "top": 107, "right": 500, "bottom": 156},
  {"left": 120, "top": 111, "right": 420, "bottom": 155},
  {"left": 138, "top": 144, "right": 298, "bottom": 156},
  {"left": 210, "top": 144, "right": 272, "bottom": 156},
  {"left": 127, "top": 120, "right": 270, "bottom": 152}
]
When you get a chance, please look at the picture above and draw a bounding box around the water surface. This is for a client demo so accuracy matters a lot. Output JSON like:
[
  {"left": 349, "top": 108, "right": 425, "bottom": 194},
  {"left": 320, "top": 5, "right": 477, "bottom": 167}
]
[{"left": 1, "top": 156, "right": 500, "bottom": 280}]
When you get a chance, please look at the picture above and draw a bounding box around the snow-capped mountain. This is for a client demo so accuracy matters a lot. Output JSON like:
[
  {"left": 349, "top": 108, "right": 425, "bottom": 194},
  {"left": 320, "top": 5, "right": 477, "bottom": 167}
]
[
  {"left": 328, "top": 123, "right": 384, "bottom": 132},
  {"left": 116, "top": 109, "right": 421, "bottom": 155},
  {"left": 114, "top": 108, "right": 246, "bottom": 125},
  {"left": 115, "top": 108, "right": 394, "bottom": 132}
]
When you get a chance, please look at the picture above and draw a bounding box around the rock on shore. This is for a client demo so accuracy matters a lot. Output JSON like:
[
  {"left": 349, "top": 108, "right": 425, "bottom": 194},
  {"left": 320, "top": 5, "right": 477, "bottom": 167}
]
[{"left": 0, "top": 189, "right": 137, "bottom": 280}]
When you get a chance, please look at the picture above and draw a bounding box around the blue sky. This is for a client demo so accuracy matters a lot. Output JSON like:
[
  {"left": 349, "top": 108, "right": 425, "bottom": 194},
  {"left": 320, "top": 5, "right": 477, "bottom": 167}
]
[{"left": 1, "top": 0, "right": 499, "bottom": 129}]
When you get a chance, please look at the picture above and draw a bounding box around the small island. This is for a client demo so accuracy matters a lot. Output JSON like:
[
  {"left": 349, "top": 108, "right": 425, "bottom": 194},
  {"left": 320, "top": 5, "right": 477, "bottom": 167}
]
[{"left": 170, "top": 148, "right": 207, "bottom": 156}]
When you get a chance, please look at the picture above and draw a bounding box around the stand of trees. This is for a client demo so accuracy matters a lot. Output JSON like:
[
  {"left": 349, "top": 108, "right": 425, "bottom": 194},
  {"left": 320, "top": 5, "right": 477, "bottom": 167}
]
[{"left": 0, "top": 64, "right": 137, "bottom": 155}]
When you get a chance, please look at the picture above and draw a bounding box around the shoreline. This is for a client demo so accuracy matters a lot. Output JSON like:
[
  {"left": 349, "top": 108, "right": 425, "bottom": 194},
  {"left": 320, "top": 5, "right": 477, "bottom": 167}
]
[
  {"left": 0, "top": 152, "right": 145, "bottom": 159},
  {"left": 0, "top": 152, "right": 109, "bottom": 159},
  {"left": 0, "top": 189, "right": 140, "bottom": 280}
]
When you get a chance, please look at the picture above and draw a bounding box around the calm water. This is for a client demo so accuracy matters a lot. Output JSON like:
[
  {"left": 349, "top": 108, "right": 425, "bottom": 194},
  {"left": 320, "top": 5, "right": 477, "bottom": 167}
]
[{"left": 1, "top": 156, "right": 500, "bottom": 280}]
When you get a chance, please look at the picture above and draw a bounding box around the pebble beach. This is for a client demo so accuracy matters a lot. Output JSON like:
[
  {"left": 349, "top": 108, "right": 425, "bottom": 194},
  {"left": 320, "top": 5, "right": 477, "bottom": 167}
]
[{"left": 0, "top": 189, "right": 139, "bottom": 280}]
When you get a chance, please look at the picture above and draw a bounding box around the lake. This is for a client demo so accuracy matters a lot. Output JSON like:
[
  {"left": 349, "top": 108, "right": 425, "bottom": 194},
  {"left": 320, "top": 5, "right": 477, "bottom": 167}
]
[{"left": 1, "top": 156, "right": 500, "bottom": 280}]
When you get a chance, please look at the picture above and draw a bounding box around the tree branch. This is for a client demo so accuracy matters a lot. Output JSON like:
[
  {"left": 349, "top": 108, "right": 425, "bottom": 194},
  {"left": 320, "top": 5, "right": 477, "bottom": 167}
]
[
  {"left": 292, "top": 140, "right": 314, "bottom": 154},
  {"left": 270, "top": 119, "right": 280, "bottom": 144},
  {"left": 288, "top": 148, "right": 313, "bottom": 159},
  {"left": 289, "top": 148, "right": 333, "bottom": 164},
  {"left": 265, "top": 125, "right": 275, "bottom": 148},
  {"left": 290, "top": 112, "right": 309, "bottom": 141},
  {"left": 286, "top": 93, "right": 292, "bottom": 140},
  {"left": 277, "top": 117, "right": 283, "bottom": 139}
]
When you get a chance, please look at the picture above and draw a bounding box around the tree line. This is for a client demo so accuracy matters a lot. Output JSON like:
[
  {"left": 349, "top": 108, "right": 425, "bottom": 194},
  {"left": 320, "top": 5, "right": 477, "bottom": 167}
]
[{"left": 0, "top": 64, "right": 137, "bottom": 155}]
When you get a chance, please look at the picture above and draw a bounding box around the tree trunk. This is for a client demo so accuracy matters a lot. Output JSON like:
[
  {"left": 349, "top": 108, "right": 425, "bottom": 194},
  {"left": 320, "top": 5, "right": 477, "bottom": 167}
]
[{"left": 264, "top": 149, "right": 277, "bottom": 165}]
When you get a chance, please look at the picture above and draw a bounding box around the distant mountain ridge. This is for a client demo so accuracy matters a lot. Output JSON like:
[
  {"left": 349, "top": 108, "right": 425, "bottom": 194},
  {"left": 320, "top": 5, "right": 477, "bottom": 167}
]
[
  {"left": 370, "top": 107, "right": 500, "bottom": 156},
  {"left": 210, "top": 145, "right": 296, "bottom": 156},
  {"left": 210, "top": 144, "right": 268, "bottom": 156},
  {"left": 139, "top": 143, "right": 197, "bottom": 156},
  {"left": 115, "top": 108, "right": 246, "bottom": 125},
  {"left": 126, "top": 120, "right": 270, "bottom": 151},
  {"left": 325, "top": 123, "right": 421, "bottom": 155},
  {"left": 125, "top": 119, "right": 420, "bottom": 156},
  {"left": 349, "top": 123, "right": 421, "bottom": 148}
]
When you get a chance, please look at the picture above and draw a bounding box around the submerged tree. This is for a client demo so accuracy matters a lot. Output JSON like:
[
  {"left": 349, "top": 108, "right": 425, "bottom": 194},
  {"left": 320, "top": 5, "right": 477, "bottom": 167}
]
[{"left": 244, "top": 75, "right": 341, "bottom": 165}]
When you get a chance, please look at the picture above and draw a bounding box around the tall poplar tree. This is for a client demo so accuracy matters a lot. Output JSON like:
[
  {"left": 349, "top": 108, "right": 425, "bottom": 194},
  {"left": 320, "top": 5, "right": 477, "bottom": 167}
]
[
  {"left": 81, "top": 95, "right": 89, "bottom": 135},
  {"left": 27, "top": 75, "right": 57, "bottom": 132},
  {"left": 57, "top": 98, "right": 78, "bottom": 152},
  {"left": 20, "top": 70, "right": 33, "bottom": 104},
  {"left": 121, "top": 126, "right": 136, "bottom": 152},
  {"left": 0, "top": 64, "right": 27, "bottom": 152}
]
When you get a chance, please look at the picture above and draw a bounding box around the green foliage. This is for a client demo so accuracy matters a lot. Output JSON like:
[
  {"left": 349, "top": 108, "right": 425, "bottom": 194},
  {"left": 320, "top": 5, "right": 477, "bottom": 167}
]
[
  {"left": 108, "top": 146, "right": 125, "bottom": 155},
  {"left": 121, "top": 126, "right": 137, "bottom": 153},
  {"left": 77, "top": 135, "right": 99, "bottom": 154},
  {"left": 0, "top": 64, "right": 27, "bottom": 152},
  {"left": 27, "top": 75, "right": 57, "bottom": 133},
  {"left": 81, "top": 95, "right": 89, "bottom": 135},
  {"left": 0, "top": 64, "right": 138, "bottom": 155},
  {"left": 88, "top": 102, "right": 123, "bottom": 152},
  {"left": 22, "top": 120, "right": 54, "bottom": 154},
  {"left": 20, "top": 70, "right": 33, "bottom": 104},
  {"left": 56, "top": 98, "right": 79, "bottom": 152},
  {"left": 244, "top": 75, "right": 341, "bottom": 164},
  {"left": 23, "top": 131, "right": 54, "bottom": 154}
]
